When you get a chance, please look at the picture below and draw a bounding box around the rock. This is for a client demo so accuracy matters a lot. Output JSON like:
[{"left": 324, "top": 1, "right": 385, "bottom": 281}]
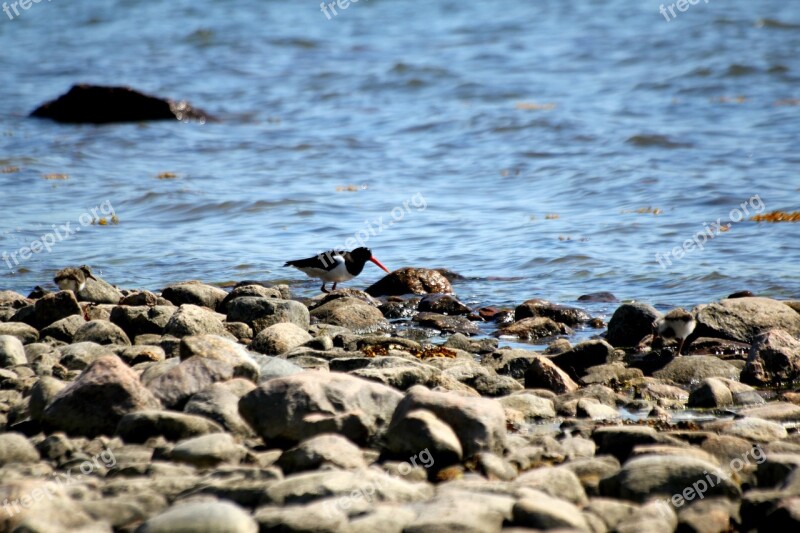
[
  {"left": 110, "top": 305, "right": 176, "bottom": 337},
  {"left": 276, "top": 433, "right": 366, "bottom": 474},
  {"left": 652, "top": 355, "right": 740, "bottom": 385},
  {"left": 170, "top": 433, "right": 245, "bottom": 467},
  {"left": 219, "top": 284, "right": 283, "bottom": 312},
  {"left": 254, "top": 500, "right": 349, "bottom": 533},
  {"left": 498, "top": 393, "right": 556, "bottom": 421},
  {"left": 738, "top": 402, "right": 800, "bottom": 423},
  {"left": 599, "top": 454, "right": 741, "bottom": 503},
  {"left": 29, "top": 376, "right": 66, "bottom": 421},
  {"left": 147, "top": 356, "right": 235, "bottom": 409},
  {"left": 494, "top": 317, "right": 570, "bottom": 340},
  {"left": 515, "top": 299, "right": 590, "bottom": 326},
  {"left": 695, "top": 297, "right": 800, "bottom": 343},
  {"left": 384, "top": 408, "right": 463, "bottom": 468},
  {"left": 31, "top": 84, "right": 212, "bottom": 124},
  {"left": 77, "top": 275, "right": 123, "bottom": 304},
  {"left": 742, "top": 329, "right": 800, "bottom": 385},
  {"left": 524, "top": 355, "right": 580, "bottom": 393},
  {"left": 250, "top": 322, "right": 312, "bottom": 355},
  {"left": 352, "top": 357, "right": 441, "bottom": 390},
  {"left": 0, "top": 335, "right": 27, "bottom": 367},
  {"left": 0, "top": 433, "right": 40, "bottom": 465},
  {"left": 39, "top": 314, "right": 86, "bottom": 343},
  {"left": 763, "top": 497, "right": 800, "bottom": 530},
  {"left": 226, "top": 297, "right": 310, "bottom": 333},
  {"left": 550, "top": 339, "right": 616, "bottom": 379},
  {"left": 0, "top": 290, "right": 31, "bottom": 308},
  {"left": 711, "top": 416, "right": 789, "bottom": 443},
  {"left": 417, "top": 294, "right": 471, "bottom": 315},
  {"left": 116, "top": 410, "right": 223, "bottom": 442},
  {"left": 592, "top": 426, "right": 684, "bottom": 463},
  {"left": 165, "top": 304, "right": 229, "bottom": 337},
  {"left": 389, "top": 385, "right": 506, "bottom": 457},
  {"left": 118, "top": 290, "right": 163, "bottom": 306},
  {"left": 136, "top": 500, "right": 256, "bottom": 533},
  {"left": 404, "top": 489, "right": 514, "bottom": 533},
  {"left": 511, "top": 490, "right": 590, "bottom": 530},
  {"left": 43, "top": 355, "right": 161, "bottom": 437},
  {"left": 0, "top": 479, "right": 109, "bottom": 532},
  {"left": 179, "top": 335, "right": 259, "bottom": 381},
  {"left": 365, "top": 267, "right": 452, "bottom": 296},
  {"left": 688, "top": 377, "right": 734, "bottom": 408},
  {"left": 239, "top": 372, "right": 403, "bottom": 447},
  {"left": 0, "top": 322, "right": 39, "bottom": 344},
  {"left": 184, "top": 379, "right": 256, "bottom": 437},
  {"left": 606, "top": 302, "right": 661, "bottom": 347},
  {"left": 310, "top": 297, "right": 387, "bottom": 332},
  {"left": 579, "top": 292, "right": 618, "bottom": 303},
  {"left": 412, "top": 312, "right": 479, "bottom": 335},
  {"left": 73, "top": 320, "right": 131, "bottom": 345},
  {"left": 444, "top": 333, "right": 498, "bottom": 354},
  {"left": 255, "top": 354, "right": 305, "bottom": 382},
  {"left": 577, "top": 398, "right": 621, "bottom": 420},
  {"left": 582, "top": 362, "right": 643, "bottom": 387},
  {"left": 114, "top": 344, "right": 166, "bottom": 366},
  {"left": 11, "top": 291, "right": 82, "bottom": 330},
  {"left": 161, "top": 281, "right": 227, "bottom": 310},
  {"left": 58, "top": 341, "right": 115, "bottom": 370}
]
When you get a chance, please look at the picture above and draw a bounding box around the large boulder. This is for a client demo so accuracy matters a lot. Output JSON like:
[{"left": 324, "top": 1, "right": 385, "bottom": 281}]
[
  {"left": 606, "top": 302, "right": 661, "bottom": 347},
  {"left": 110, "top": 305, "right": 176, "bottom": 337},
  {"left": 250, "top": 323, "right": 312, "bottom": 355},
  {"left": 161, "top": 281, "right": 227, "bottom": 310},
  {"left": 226, "top": 297, "right": 309, "bottom": 333},
  {"left": 11, "top": 291, "right": 82, "bottom": 330},
  {"left": 239, "top": 372, "right": 403, "bottom": 447},
  {"left": 0, "top": 335, "right": 27, "bottom": 367},
  {"left": 524, "top": 355, "right": 580, "bottom": 393},
  {"left": 365, "top": 267, "right": 452, "bottom": 296},
  {"left": 147, "top": 356, "right": 235, "bottom": 409},
  {"left": 652, "top": 355, "right": 741, "bottom": 385},
  {"left": 695, "top": 297, "right": 800, "bottom": 343},
  {"left": 73, "top": 320, "right": 131, "bottom": 345},
  {"left": 741, "top": 329, "right": 800, "bottom": 385},
  {"left": 179, "top": 334, "right": 259, "bottom": 381},
  {"left": 136, "top": 500, "right": 256, "bottom": 533},
  {"left": 310, "top": 297, "right": 387, "bottom": 332},
  {"left": 42, "top": 355, "right": 161, "bottom": 437},
  {"left": 165, "top": 304, "right": 229, "bottom": 337}
]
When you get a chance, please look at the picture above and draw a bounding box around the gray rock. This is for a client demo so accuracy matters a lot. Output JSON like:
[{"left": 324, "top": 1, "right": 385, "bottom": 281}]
[
  {"left": 652, "top": 355, "right": 740, "bottom": 385},
  {"left": 413, "top": 312, "right": 479, "bottom": 335},
  {"left": 226, "top": 297, "right": 310, "bottom": 333},
  {"left": 365, "top": 267, "right": 452, "bottom": 296},
  {"left": 114, "top": 344, "right": 166, "bottom": 365},
  {"left": 418, "top": 294, "right": 471, "bottom": 315},
  {"left": 116, "top": 410, "right": 223, "bottom": 442},
  {"left": 404, "top": 489, "right": 514, "bottom": 533},
  {"left": 511, "top": 490, "right": 590, "bottom": 530},
  {"left": 352, "top": 357, "right": 441, "bottom": 390},
  {"left": 239, "top": 371, "right": 403, "bottom": 447},
  {"left": 524, "top": 355, "right": 580, "bottom": 393},
  {"left": 219, "top": 284, "right": 283, "bottom": 312},
  {"left": 250, "top": 322, "right": 312, "bottom": 355},
  {"left": 550, "top": 339, "right": 617, "bottom": 379},
  {"left": 582, "top": 362, "right": 643, "bottom": 387},
  {"left": 606, "top": 302, "right": 661, "bottom": 347},
  {"left": 277, "top": 433, "right": 367, "bottom": 474},
  {"left": 137, "top": 500, "right": 257, "bottom": 533},
  {"left": 0, "top": 479, "right": 110, "bottom": 532},
  {"left": 742, "top": 329, "right": 800, "bottom": 385},
  {"left": 516, "top": 467, "right": 588, "bottom": 505},
  {"left": 577, "top": 398, "right": 621, "bottom": 420},
  {"left": 29, "top": 376, "right": 66, "bottom": 421},
  {"left": 384, "top": 408, "right": 463, "bottom": 467},
  {"left": 110, "top": 305, "right": 176, "bottom": 337},
  {"left": 709, "top": 416, "right": 788, "bottom": 443},
  {"left": 738, "top": 402, "right": 800, "bottom": 423},
  {"left": 688, "top": 377, "right": 733, "bottom": 408},
  {"left": 58, "top": 341, "right": 115, "bottom": 370},
  {"left": 515, "top": 298, "right": 590, "bottom": 326},
  {"left": 444, "top": 333, "right": 498, "bottom": 354},
  {"left": 311, "top": 297, "right": 387, "bottom": 332},
  {"left": 494, "top": 316, "right": 571, "bottom": 340},
  {"left": 616, "top": 500, "right": 677, "bottom": 533},
  {"left": 0, "top": 334, "right": 27, "bottom": 367},
  {"left": 118, "top": 290, "right": 164, "bottom": 306},
  {"left": 161, "top": 281, "right": 227, "bottom": 310},
  {"left": 0, "top": 433, "right": 40, "bottom": 465},
  {"left": 253, "top": 354, "right": 304, "bottom": 382},
  {"left": 584, "top": 497, "right": 638, "bottom": 531},
  {"left": 179, "top": 334, "right": 259, "bottom": 381},
  {"left": 184, "top": 379, "right": 256, "bottom": 437},
  {"left": 147, "top": 356, "right": 234, "bottom": 409},
  {"left": 389, "top": 385, "right": 506, "bottom": 457},
  {"left": 165, "top": 304, "right": 230, "bottom": 337},
  {"left": 498, "top": 393, "right": 556, "bottom": 421},
  {"left": 254, "top": 500, "right": 348, "bottom": 533},
  {"left": 0, "top": 321, "right": 39, "bottom": 344},
  {"left": 592, "top": 425, "right": 685, "bottom": 463},
  {"left": 170, "top": 433, "right": 246, "bottom": 467},
  {"left": 12, "top": 291, "right": 82, "bottom": 330},
  {"left": 695, "top": 297, "right": 800, "bottom": 343},
  {"left": 43, "top": 355, "right": 161, "bottom": 437},
  {"left": 73, "top": 319, "right": 131, "bottom": 345},
  {"left": 39, "top": 314, "right": 86, "bottom": 343},
  {"left": 77, "top": 274, "right": 123, "bottom": 304}
]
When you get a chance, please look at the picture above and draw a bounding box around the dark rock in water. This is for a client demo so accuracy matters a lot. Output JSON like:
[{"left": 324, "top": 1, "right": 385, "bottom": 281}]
[
  {"left": 689, "top": 336, "right": 751, "bottom": 359},
  {"left": 578, "top": 292, "right": 618, "bottom": 303},
  {"left": 161, "top": 281, "right": 227, "bottom": 310},
  {"left": 549, "top": 339, "right": 617, "bottom": 380},
  {"left": 434, "top": 268, "right": 466, "bottom": 281},
  {"left": 606, "top": 302, "right": 661, "bottom": 347},
  {"left": 378, "top": 299, "right": 418, "bottom": 319},
  {"left": 741, "top": 329, "right": 800, "bottom": 386},
  {"left": 365, "top": 267, "right": 452, "bottom": 296},
  {"left": 694, "top": 297, "right": 800, "bottom": 343},
  {"left": 443, "top": 333, "right": 497, "bottom": 354},
  {"left": 514, "top": 298, "right": 590, "bottom": 326},
  {"left": 494, "top": 316, "right": 570, "bottom": 340},
  {"left": 11, "top": 291, "right": 82, "bottom": 330},
  {"left": 413, "top": 312, "right": 479, "bottom": 336},
  {"left": 42, "top": 355, "right": 161, "bottom": 437},
  {"left": 417, "top": 294, "right": 471, "bottom": 315},
  {"left": 729, "top": 290, "right": 755, "bottom": 299},
  {"left": 30, "top": 84, "right": 212, "bottom": 124},
  {"left": 524, "top": 355, "right": 580, "bottom": 393}
]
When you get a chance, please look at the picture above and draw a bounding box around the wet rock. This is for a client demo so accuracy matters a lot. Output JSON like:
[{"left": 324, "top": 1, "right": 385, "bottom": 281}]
[
  {"left": 179, "top": 334, "right": 259, "bottom": 381},
  {"left": 0, "top": 321, "right": 39, "bottom": 344},
  {"left": 310, "top": 297, "right": 387, "bottom": 332},
  {"left": 276, "top": 433, "right": 366, "bottom": 474},
  {"left": 550, "top": 339, "right": 617, "bottom": 379},
  {"left": 110, "top": 305, "right": 176, "bottom": 338},
  {"left": 39, "top": 314, "right": 86, "bottom": 343},
  {"left": 652, "top": 355, "right": 740, "bottom": 385},
  {"left": 413, "top": 312, "right": 479, "bottom": 335},
  {"left": 389, "top": 385, "right": 506, "bottom": 457},
  {"left": 365, "top": 267, "right": 452, "bottom": 296},
  {"left": 184, "top": 379, "right": 256, "bottom": 437},
  {"left": 444, "top": 333, "right": 498, "bottom": 354},
  {"left": 165, "top": 304, "right": 230, "bottom": 337},
  {"left": 582, "top": 362, "right": 643, "bottom": 387},
  {"left": 511, "top": 490, "right": 590, "bottom": 530},
  {"left": 43, "top": 355, "right": 161, "bottom": 437},
  {"left": 695, "top": 297, "right": 800, "bottom": 343},
  {"left": 0, "top": 432, "right": 40, "bottom": 465},
  {"left": 239, "top": 372, "right": 403, "bottom": 447},
  {"left": 418, "top": 294, "right": 471, "bottom": 315},
  {"left": 170, "top": 433, "right": 246, "bottom": 467},
  {"left": 161, "top": 281, "right": 227, "bottom": 310},
  {"left": 77, "top": 274, "right": 123, "bottom": 304},
  {"left": 31, "top": 84, "right": 212, "bottom": 124},
  {"left": 250, "top": 322, "right": 312, "bottom": 355},
  {"left": 0, "top": 334, "right": 27, "bottom": 367},
  {"left": 147, "top": 356, "right": 235, "bottom": 409},
  {"left": 524, "top": 355, "right": 580, "bottom": 393},
  {"left": 688, "top": 377, "right": 734, "bottom": 408},
  {"left": 515, "top": 298, "right": 590, "bottom": 326},
  {"left": 384, "top": 408, "right": 463, "bottom": 467},
  {"left": 494, "top": 317, "right": 570, "bottom": 340},
  {"left": 578, "top": 292, "right": 618, "bottom": 303},
  {"left": 116, "top": 410, "right": 223, "bottom": 442},
  {"left": 73, "top": 319, "right": 131, "bottom": 345},
  {"left": 606, "top": 302, "right": 660, "bottom": 347},
  {"left": 741, "top": 329, "right": 800, "bottom": 385},
  {"left": 136, "top": 500, "right": 256, "bottom": 533},
  {"left": 592, "top": 426, "right": 685, "bottom": 463},
  {"left": 226, "top": 297, "right": 310, "bottom": 333},
  {"left": 12, "top": 290, "right": 82, "bottom": 330}
]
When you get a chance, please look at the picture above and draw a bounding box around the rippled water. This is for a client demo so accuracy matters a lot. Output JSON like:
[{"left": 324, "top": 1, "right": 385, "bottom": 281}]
[{"left": 2, "top": 0, "right": 799, "bottom": 322}]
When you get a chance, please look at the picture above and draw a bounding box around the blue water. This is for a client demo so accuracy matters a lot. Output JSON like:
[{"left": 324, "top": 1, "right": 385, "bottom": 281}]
[{"left": 1, "top": 0, "right": 799, "bottom": 324}]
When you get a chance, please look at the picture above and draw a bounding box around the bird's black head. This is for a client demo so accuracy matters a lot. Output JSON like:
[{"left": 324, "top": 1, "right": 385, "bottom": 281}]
[{"left": 350, "top": 247, "right": 372, "bottom": 262}]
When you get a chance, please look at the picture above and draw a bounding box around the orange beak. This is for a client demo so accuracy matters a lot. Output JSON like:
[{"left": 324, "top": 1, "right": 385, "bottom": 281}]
[{"left": 369, "top": 256, "right": 391, "bottom": 274}]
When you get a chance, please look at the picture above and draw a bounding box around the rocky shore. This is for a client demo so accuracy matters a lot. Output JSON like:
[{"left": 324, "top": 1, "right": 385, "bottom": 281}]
[{"left": 1, "top": 267, "right": 799, "bottom": 532}]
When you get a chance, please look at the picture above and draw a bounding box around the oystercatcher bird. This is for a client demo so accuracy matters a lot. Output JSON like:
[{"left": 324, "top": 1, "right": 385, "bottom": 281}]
[
  {"left": 54, "top": 265, "right": 96, "bottom": 293},
  {"left": 284, "top": 247, "right": 390, "bottom": 293},
  {"left": 653, "top": 308, "right": 696, "bottom": 356}
]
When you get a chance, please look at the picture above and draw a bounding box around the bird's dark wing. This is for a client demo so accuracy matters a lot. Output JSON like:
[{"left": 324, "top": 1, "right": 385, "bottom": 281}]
[{"left": 284, "top": 250, "right": 344, "bottom": 271}]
